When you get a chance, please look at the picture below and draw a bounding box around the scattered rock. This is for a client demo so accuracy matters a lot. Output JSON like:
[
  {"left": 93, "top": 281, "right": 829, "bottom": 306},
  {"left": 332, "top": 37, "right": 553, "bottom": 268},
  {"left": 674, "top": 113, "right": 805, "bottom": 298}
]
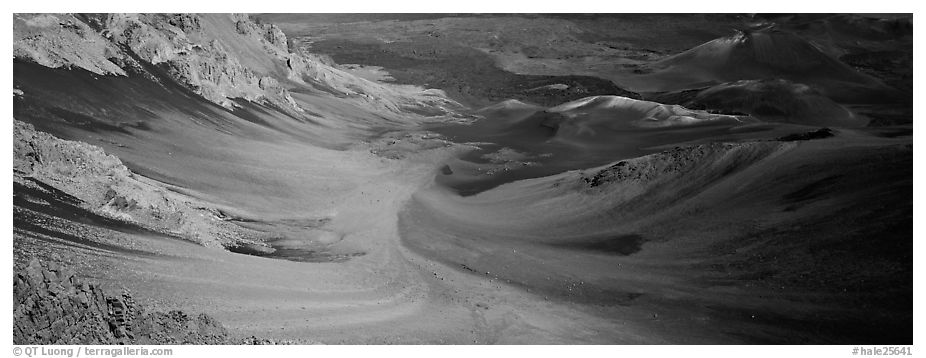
[
  {"left": 580, "top": 141, "right": 785, "bottom": 188},
  {"left": 14, "top": 258, "right": 238, "bottom": 344},
  {"left": 13, "top": 13, "right": 458, "bottom": 118},
  {"left": 776, "top": 128, "right": 835, "bottom": 141},
  {"left": 14, "top": 119, "right": 246, "bottom": 248}
]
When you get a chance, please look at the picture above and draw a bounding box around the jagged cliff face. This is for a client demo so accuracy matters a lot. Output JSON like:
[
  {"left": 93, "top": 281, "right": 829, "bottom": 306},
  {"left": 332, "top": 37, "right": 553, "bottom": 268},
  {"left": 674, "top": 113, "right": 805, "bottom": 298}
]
[
  {"left": 14, "top": 14, "right": 130, "bottom": 76},
  {"left": 100, "top": 13, "right": 301, "bottom": 111},
  {"left": 13, "top": 13, "right": 457, "bottom": 118}
]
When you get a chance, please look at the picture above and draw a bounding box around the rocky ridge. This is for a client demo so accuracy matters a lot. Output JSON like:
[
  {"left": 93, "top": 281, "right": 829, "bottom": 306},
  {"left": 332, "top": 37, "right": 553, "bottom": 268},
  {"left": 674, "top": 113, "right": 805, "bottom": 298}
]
[
  {"left": 13, "top": 13, "right": 457, "bottom": 118},
  {"left": 580, "top": 141, "right": 788, "bottom": 188},
  {"left": 13, "top": 14, "right": 130, "bottom": 76},
  {"left": 95, "top": 13, "right": 303, "bottom": 112},
  {"left": 14, "top": 119, "right": 247, "bottom": 248}
]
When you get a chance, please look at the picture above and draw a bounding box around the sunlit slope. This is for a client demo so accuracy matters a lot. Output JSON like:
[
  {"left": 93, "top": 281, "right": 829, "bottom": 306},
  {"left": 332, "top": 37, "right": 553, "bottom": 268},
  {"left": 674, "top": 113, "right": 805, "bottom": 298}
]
[{"left": 13, "top": 13, "right": 464, "bottom": 219}]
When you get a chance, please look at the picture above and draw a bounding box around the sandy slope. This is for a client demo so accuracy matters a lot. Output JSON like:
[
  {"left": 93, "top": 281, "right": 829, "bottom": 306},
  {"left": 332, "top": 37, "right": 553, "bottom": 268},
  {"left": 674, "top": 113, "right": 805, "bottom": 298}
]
[
  {"left": 650, "top": 79, "right": 866, "bottom": 127},
  {"left": 15, "top": 117, "right": 910, "bottom": 343},
  {"left": 399, "top": 130, "right": 911, "bottom": 343},
  {"left": 13, "top": 36, "right": 910, "bottom": 342},
  {"left": 14, "top": 126, "right": 653, "bottom": 343},
  {"left": 12, "top": 13, "right": 911, "bottom": 345}
]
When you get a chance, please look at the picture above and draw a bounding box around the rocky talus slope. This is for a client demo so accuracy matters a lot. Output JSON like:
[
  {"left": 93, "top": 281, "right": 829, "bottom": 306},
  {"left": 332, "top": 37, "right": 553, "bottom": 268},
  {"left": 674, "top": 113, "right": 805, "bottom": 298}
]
[
  {"left": 14, "top": 258, "right": 232, "bottom": 344},
  {"left": 579, "top": 142, "right": 787, "bottom": 188},
  {"left": 14, "top": 119, "right": 251, "bottom": 248}
]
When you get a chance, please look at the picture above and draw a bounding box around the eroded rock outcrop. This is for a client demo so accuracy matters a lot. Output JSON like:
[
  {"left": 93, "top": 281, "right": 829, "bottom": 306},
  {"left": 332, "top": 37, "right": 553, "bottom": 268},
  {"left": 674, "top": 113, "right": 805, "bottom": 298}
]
[
  {"left": 13, "top": 14, "right": 132, "bottom": 76},
  {"left": 13, "top": 13, "right": 458, "bottom": 118},
  {"left": 14, "top": 119, "right": 244, "bottom": 248},
  {"left": 102, "top": 13, "right": 300, "bottom": 111},
  {"left": 14, "top": 258, "right": 230, "bottom": 344},
  {"left": 580, "top": 142, "right": 788, "bottom": 188},
  {"left": 550, "top": 141, "right": 797, "bottom": 218}
]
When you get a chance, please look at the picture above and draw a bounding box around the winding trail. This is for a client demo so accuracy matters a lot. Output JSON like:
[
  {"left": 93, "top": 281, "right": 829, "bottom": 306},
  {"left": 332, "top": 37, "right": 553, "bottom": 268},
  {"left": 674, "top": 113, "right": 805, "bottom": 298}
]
[
  {"left": 15, "top": 130, "right": 654, "bottom": 343},
  {"left": 12, "top": 113, "right": 912, "bottom": 344},
  {"left": 12, "top": 13, "right": 912, "bottom": 345}
]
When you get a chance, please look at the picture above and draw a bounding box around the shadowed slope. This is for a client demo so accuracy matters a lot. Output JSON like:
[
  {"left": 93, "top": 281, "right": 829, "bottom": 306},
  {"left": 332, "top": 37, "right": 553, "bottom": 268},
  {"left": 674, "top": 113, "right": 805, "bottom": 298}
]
[
  {"left": 428, "top": 95, "right": 816, "bottom": 195},
  {"left": 650, "top": 79, "right": 866, "bottom": 127},
  {"left": 401, "top": 131, "right": 911, "bottom": 343},
  {"left": 622, "top": 28, "right": 900, "bottom": 103}
]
